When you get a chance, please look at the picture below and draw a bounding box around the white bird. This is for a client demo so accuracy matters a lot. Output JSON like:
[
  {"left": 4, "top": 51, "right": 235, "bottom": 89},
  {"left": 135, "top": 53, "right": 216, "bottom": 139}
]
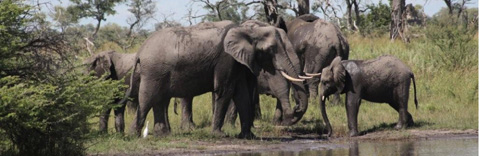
[{"left": 142, "top": 121, "right": 149, "bottom": 138}]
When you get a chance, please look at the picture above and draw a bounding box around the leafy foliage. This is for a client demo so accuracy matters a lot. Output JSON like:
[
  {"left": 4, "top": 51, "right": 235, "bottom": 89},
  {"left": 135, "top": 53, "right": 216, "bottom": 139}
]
[
  {"left": 0, "top": 73, "right": 125, "bottom": 155},
  {"left": 423, "top": 12, "right": 478, "bottom": 69},
  {"left": 0, "top": 0, "right": 30, "bottom": 77},
  {"left": 358, "top": 2, "right": 391, "bottom": 36}
]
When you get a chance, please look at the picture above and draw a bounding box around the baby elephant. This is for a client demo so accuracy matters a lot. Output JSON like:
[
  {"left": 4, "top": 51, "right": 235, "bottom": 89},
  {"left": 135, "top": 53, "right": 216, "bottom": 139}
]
[{"left": 319, "top": 55, "right": 418, "bottom": 137}]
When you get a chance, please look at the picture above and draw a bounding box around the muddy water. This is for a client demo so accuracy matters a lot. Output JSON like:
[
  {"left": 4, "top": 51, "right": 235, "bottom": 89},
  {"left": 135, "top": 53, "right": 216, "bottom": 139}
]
[{"left": 229, "top": 136, "right": 478, "bottom": 156}]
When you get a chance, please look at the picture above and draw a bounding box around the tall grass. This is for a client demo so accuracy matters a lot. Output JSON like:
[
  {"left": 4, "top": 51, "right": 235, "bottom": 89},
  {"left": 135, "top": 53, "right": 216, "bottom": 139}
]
[{"left": 87, "top": 29, "right": 478, "bottom": 153}]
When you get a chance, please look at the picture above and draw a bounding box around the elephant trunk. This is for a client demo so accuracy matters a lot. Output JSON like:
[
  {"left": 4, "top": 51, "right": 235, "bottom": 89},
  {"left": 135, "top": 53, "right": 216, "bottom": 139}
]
[
  {"left": 280, "top": 64, "right": 309, "bottom": 125},
  {"left": 320, "top": 93, "right": 332, "bottom": 137}
]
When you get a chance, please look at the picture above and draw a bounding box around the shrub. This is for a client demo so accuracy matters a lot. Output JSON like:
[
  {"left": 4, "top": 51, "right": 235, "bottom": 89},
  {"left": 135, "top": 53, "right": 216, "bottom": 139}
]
[
  {"left": 0, "top": 72, "right": 125, "bottom": 155},
  {"left": 424, "top": 18, "right": 478, "bottom": 70}
]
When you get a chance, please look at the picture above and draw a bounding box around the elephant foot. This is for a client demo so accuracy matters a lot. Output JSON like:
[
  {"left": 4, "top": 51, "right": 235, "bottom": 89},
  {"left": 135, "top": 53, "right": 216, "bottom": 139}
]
[
  {"left": 237, "top": 131, "right": 256, "bottom": 139},
  {"left": 272, "top": 118, "right": 282, "bottom": 126},
  {"left": 395, "top": 122, "right": 407, "bottom": 130},
  {"left": 180, "top": 121, "right": 196, "bottom": 131},
  {"left": 153, "top": 124, "right": 171, "bottom": 137},
  {"left": 212, "top": 130, "right": 227, "bottom": 137},
  {"left": 407, "top": 117, "right": 415, "bottom": 127},
  {"left": 349, "top": 130, "right": 359, "bottom": 137},
  {"left": 153, "top": 130, "right": 171, "bottom": 137}
]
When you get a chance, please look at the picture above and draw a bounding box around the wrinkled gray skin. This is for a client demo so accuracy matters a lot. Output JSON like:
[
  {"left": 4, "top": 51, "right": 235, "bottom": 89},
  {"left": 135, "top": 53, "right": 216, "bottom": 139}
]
[
  {"left": 123, "top": 20, "right": 308, "bottom": 138},
  {"left": 178, "top": 20, "right": 310, "bottom": 127},
  {"left": 319, "top": 56, "right": 418, "bottom": 137},
  {"left": 276, "top": 14, "right": 349, "bottom": 100},
  {"left": 83, "top": 51, "right": 139, "bottom": 133}
]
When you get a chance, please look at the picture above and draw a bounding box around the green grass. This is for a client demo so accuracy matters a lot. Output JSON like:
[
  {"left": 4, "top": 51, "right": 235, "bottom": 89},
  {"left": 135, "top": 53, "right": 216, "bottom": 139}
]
[{"left": 86, "top": 34, "right": 478, "bottom": 154}]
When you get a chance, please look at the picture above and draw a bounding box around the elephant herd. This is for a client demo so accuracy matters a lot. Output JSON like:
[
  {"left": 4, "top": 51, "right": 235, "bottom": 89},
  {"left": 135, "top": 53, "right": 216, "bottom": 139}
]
[{"left": 84, "top": 14, "right": 418, "bottom": 138}]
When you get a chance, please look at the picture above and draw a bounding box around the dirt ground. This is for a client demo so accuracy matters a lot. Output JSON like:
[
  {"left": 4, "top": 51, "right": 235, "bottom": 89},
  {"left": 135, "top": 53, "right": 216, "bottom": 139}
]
[{"left": 91, "top": 129, "right": 477, "bottom": 156}]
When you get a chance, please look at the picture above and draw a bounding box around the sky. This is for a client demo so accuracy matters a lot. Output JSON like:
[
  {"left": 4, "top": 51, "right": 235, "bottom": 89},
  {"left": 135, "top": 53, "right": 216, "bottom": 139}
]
[{"left": 35, "top": 0, "right": 479, "bottom": 31}]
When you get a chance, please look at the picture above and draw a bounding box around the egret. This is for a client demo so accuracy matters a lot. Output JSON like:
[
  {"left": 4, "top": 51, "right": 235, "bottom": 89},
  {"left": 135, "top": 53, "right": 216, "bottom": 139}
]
[{"left": 142, "top": 121, "right": 149, "bottom": 138}]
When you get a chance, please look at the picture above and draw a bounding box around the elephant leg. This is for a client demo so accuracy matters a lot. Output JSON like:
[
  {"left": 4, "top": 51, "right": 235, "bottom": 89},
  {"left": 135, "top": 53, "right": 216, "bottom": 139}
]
[
  {"left": 180, "top": 97, "right": 196, "bottom": 130},
  {"left": 346, "top": 92, "right": 361, "bottom": 137},
  {"left": 330, "top": 93, "right": 342, "bottom": 105},
  {"left": 392, "top": 85, "right": 414, "bottom": 129},
  {"left": 233, "top": 76, "right": 256, "bottom": 139},
  {"left": 253, "top": 94, "right": 261, "bottom": 120},
  {"left": 99, "top": 108, "right": 112, "bottom": 133},
  {"left": 211, "top": 92, "right": 216, "bottom": 118},
  {"left": 224, "top": 100, "right": 237, "bottom": 127},
  {"left": 152, "top": 97, "right": 171, "bottom": 136},
  {"left": 211, "top": 91, "right": 233, "bottom": 136},
  {"left": 130, "top": 78, "right": 160, "bottom": 136},
  {"left": 113, "top": 102, "right": 127, "bottom": 133},
  {"left": 272, "top": 99, "right": 283, "bottom": 125},
  {"left": 308, "top": 79, "right": 320, "bottom": 99}
]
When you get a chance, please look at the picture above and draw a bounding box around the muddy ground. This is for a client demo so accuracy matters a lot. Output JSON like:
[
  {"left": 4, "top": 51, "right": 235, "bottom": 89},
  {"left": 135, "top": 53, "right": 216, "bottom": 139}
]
[{"left": 91, "top": 129, "right": 478, "bottom": 156}]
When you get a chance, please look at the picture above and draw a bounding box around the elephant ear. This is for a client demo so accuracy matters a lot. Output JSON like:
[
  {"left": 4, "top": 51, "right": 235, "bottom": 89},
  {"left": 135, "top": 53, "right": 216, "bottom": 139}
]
[
  {"left": 331, "top": 56, "right": 346, "bottom": 94},
  {"left": 224, "top": 27, "right": 275, "bottom": 76}
]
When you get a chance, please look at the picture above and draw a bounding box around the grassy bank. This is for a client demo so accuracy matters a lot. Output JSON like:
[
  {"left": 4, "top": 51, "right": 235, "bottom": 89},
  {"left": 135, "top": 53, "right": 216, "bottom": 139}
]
[{"left": 87, "top": 34, "right": 478, "bottom": 154}]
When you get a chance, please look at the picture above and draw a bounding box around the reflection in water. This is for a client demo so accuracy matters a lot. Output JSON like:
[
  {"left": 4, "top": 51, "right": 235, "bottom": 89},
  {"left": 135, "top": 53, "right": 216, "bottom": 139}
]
[{"left": 229, "top": 136, "right": 478, "bottom": 156}]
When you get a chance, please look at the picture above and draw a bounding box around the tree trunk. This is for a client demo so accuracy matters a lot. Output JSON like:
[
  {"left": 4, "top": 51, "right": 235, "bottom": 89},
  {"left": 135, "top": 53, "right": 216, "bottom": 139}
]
[
  {"left": 352, "top": 0, "right": 361, "bottom": 28},
  {"left": 263, "top": 0, "right": 279, "bottom": 24},
  {"left": 297, "top": 0, "right": 309, "bottom": 16},
  {"left": 92, "top": 18, "right": 102, "bottom": 38},
  {"left": 345, "top": 0, "right": 355, "bottom": 31},
  {"left": 390, "top": 0, "right": 406, "bottom": 42},
  {"left": 443, "top": 0, "right": 453, "bottom": 15}
]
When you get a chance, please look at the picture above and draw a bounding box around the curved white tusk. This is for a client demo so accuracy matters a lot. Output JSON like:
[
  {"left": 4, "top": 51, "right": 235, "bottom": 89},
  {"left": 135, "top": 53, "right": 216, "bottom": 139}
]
[
  {"left": 298, "top": 75, "right": 313, "bottom": 79},
  {"left": 305, "top": 72, "right": 322, "bottom": 76},
  {"left": 280, "top": 71, "right": 305, "bottom": 82},
  {"left": 322, "top": 96, "right": 325, "bottom": 101}
]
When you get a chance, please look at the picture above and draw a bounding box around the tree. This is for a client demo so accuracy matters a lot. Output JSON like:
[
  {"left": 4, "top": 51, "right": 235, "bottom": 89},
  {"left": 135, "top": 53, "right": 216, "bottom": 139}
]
[
  {"left": 390, "top": 0, "right": 407, "bottom": 42},
  {"left": 193, "top": 0, "right": 251, "bottom": 23},
  {"left": 263, "top": 0, "right": 279, "bottom": 24},
  {"left": 67, "top": 0, "right": 125, "bottom": 38},
  {"left": 443, "top": 0, "right": 471, "bottom": 17},
  {"left": 345, "top": 0, "right": 361, "bottom": 31},
  {"left": 126, "top": 0, "right": 156, "bottom": 37},
  {"left": 297, "top": 0, "right": 310, "bottom": 15},
  {"left": 444, "top": 0, "right": 454, "bottom": 15}
]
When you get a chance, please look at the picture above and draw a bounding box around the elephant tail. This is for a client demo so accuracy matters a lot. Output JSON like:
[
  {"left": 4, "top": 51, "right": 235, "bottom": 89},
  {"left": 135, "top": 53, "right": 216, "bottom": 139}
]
[
  {"left": 119, "top": 55, "right": 140, "bottom": 111},
  {"left": 411, "top": 73, "right": 418, "bottom": 109}
]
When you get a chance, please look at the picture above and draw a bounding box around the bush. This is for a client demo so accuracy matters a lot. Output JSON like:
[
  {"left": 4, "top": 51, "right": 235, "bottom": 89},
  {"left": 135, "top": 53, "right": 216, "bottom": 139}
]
[
  {"left": 358, "top": 2, "right": 391, "bottom": 37},
  {"left": 423, "top": 18, "right": 478, "bottom": 70},
  {"left": 0, "top": 72, "right": 125, "bottom": 155}
]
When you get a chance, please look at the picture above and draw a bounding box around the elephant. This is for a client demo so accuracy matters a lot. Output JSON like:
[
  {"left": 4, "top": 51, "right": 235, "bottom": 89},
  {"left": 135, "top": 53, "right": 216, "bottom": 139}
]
[
  {"left": 276, "top": 14, "right": 350, "bottom": 101},
  {"left": 83, "top": 50, "right": 140, "bottom": 133},
  {"left": 177, "top": 20, "right": 311, "bottom": 127},
  {"left": 318, "top": 56, "right": 418, "bottom": 137},
  {"left": 122, "top": 20, "right": 310, "bottom": 138},
  {"left": 222, "top": 15, "right": 351, "bottom": 125}
]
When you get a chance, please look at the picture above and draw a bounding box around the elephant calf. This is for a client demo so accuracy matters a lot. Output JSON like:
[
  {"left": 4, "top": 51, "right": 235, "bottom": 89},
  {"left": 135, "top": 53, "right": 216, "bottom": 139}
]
[
  {"left": 319, "top": 56, "right": 418, "bottom": 137},
  {"left": 83, "top": 50, "right": 139, "bottom": 133}
]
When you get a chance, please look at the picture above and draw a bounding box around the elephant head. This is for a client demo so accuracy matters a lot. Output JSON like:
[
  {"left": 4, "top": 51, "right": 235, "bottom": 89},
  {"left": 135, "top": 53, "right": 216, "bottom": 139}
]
[
  {"left": 83, "top": 51, "right": 116, "bottom": 79},
  {"left": 224, "top": 25, "right": 309, "bottom": 124},
  {"left": 318, "top": 56, "right": 346, "bottom": 136}
]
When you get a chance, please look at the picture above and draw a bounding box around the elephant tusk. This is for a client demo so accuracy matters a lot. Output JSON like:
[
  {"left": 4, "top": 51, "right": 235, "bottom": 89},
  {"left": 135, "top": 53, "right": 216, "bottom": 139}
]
[
  {"left": 280, "top": 71, "right": 305, "bottom": 82},
  {"left": 299, "top": 75, "right": 313, "bottom": 79},
  {"left": 305, "top": 72, "right": 322, "bottom": 76},
  {"left": 322, "top": 96, "right": 325, "bottom": 101}
]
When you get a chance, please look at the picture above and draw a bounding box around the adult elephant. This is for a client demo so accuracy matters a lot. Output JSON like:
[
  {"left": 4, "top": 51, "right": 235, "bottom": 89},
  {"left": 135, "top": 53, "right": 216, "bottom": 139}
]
[
  {"left": 276, "top": 14, "right": 350, "bottom": 99},
  {"left": 222, "top": 15, "right": 351, "bottom": 125},
  {"left": 83, "top": 50, "right": 140, "bottom": 133},
  {"left": 123, "top": 20, "right": 309, "bottom": 138},
  {"left": 177, "top": 20, "right": 310, "bottom": 127}
]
